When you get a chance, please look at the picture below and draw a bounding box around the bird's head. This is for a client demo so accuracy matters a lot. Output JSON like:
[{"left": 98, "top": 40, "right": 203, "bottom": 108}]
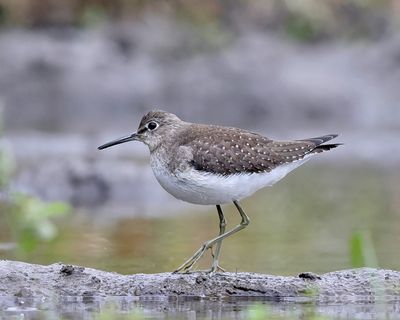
[{"left": 98, "top": 110, "right": 183, "bottom": 152}]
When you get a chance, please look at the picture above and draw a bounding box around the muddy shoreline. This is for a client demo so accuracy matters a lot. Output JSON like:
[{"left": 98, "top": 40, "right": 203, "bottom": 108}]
[{"left": 0, "top": 260, "right": 399, "bottom": 303}]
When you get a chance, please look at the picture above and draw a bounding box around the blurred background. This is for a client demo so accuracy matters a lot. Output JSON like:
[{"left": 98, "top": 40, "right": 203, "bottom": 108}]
[{"left": 0, "top": 0, "right": 399, "bottom": 276}]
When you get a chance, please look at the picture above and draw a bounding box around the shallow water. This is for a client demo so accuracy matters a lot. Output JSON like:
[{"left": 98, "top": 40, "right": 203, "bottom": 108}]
[
  {"left": 1, "top": 296, "right": 400, "bottom": 320},
  {"left": 1, "top": 165, "right": 399, "bottom": 319}
]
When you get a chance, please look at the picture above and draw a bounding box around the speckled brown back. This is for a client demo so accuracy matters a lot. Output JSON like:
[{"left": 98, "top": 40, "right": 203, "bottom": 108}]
[{"left": 177, "top": 124, "right": 339, "bottom": 175}]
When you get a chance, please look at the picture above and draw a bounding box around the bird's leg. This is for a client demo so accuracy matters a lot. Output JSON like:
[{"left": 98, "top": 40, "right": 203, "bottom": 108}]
[
  {"left": 173, "top": 200, "right": 250, "bottom": 273},
  {"left": 173, "top": 205, "right": 226, "bottom": 274},
  {"left": 208, "top": 205, "right": 226, "bottom": 272},
  {"left": 188, "top": 205, "right": 226, "bottom": 273}
]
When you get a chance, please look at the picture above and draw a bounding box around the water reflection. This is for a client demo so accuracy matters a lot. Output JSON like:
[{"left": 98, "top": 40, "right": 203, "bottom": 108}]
[{"left": 1, "top": 296, "right": 400, "bottom": 319}]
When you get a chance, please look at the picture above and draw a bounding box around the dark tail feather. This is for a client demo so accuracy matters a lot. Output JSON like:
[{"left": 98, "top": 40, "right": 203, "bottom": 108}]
[
  {"left": 301, "top": 134, "right": 342, "bottom": 153},
  {"left": 302, "top": 134, "right": 338, "bottom": 146},
  {"left": 314, "top": 143, "right": 342, "bottom": 152}
]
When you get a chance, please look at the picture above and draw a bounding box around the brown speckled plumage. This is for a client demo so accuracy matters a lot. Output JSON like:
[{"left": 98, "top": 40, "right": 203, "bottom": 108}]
[{"left": 174, "top": 124, "right": 339, "bottom": 176}]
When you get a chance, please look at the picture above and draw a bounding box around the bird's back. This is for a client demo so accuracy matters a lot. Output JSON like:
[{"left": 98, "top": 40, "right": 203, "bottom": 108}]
[{"left": 175, "top": 124, "right": 339, "bottom": 176}]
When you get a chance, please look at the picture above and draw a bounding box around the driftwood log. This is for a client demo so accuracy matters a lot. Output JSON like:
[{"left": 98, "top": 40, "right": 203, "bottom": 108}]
[{"left": 0, "top": 260, "right": 399, "bottom": 303}]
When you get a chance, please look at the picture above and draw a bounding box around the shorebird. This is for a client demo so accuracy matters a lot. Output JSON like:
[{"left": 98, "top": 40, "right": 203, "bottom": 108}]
[{"left": 98, "top": 110, "right": 341, "bottom": 273}]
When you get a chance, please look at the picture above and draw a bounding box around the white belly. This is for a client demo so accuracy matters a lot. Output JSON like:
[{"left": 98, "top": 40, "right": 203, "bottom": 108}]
[{"left": 150, "top": 155, "right": 312, "bottom": 205}]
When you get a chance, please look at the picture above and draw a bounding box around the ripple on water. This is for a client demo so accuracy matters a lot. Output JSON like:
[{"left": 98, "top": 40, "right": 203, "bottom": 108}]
[{"left": 1, "top": 295, "right": 400, "bottom": 319}]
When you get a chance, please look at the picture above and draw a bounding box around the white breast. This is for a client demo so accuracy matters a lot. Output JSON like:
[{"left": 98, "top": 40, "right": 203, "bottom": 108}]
[{"left": 150, "top": 154, "right": 313, "bottom": 205}]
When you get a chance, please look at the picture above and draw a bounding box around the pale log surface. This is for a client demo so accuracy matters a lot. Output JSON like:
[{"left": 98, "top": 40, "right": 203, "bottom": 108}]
[{"left": 1, "top": 260, "right": 399, "bottom": 303}]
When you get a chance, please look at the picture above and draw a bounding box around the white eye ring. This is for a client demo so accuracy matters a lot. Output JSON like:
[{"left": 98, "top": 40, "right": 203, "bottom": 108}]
[{"left": 146, "top": 121, "right": 159, "bottom": 131}]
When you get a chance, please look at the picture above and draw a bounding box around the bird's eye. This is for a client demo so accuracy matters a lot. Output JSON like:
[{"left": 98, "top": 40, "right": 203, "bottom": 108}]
[{"left": 147, "top": 121, "right": 158, "bottom": 131}]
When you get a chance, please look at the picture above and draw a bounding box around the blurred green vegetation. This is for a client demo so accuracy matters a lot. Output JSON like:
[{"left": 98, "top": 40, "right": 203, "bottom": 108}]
[
  {"left": 0, "top": 0, "right": 398, "bottom": 41},
  {"left": 9, "top": 194, "right": 71, "bottom": 254},
  {"left": 350, "top": 230, "right": 378, "bottom": 268},
  {"left": 0, "top": 126, "right": 71, "bottom": 257}
]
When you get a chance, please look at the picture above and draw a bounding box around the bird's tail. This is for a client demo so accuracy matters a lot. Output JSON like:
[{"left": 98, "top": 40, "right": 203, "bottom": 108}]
[{"left": 299, "top": 134, "right": 342, "bottom": 153}]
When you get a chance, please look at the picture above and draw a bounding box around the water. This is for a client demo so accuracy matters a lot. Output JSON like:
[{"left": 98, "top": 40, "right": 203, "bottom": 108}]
[
  {"left": 0, "top": 165, "right": 399, "bottom": 319},
  {"left": 1, "top": 296, "right": 400, "bottom": 320}
]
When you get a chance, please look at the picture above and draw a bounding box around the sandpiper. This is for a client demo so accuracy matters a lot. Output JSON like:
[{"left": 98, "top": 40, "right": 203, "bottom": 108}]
[{"left": 98, "top": 110, "right": 341, "bottom": 273}]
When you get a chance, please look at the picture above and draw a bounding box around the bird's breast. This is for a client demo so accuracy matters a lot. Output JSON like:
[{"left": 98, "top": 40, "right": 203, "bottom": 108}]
[{"left": 149, "top": 153, "right": 201, "bottom": 203}]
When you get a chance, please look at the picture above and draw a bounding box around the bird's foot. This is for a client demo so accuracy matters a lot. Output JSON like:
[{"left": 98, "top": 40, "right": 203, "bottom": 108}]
[
  {"left": 173, "top": 242, "right": 210, "bottom": 274},
  {"left": 200, "top": 264, "right": 226, "bottom": 274},
  {"left": 214, "top": 264, "right": 226, "bottom": 272},
  {"left": 209, "top": 247, "right": 225, "bottom": 273}
]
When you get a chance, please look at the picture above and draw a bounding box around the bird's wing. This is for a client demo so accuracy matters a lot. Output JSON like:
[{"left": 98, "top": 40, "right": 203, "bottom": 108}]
[{"left": 179, "top": 126, "right": 340, "bottom": 176}]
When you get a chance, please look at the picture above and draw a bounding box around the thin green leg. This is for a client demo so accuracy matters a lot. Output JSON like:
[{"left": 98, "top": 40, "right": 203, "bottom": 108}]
[
  {"left": 173, "top": 200, "right": 250, "bottom": 273},
  {"left": 210, "top": 205, "right": 226, "bottom": 272}
]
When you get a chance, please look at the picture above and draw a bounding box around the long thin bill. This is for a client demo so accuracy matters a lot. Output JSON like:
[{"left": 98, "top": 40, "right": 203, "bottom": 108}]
[{"left": 98, "top": 133, "right": 137, "bottom": 150}]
